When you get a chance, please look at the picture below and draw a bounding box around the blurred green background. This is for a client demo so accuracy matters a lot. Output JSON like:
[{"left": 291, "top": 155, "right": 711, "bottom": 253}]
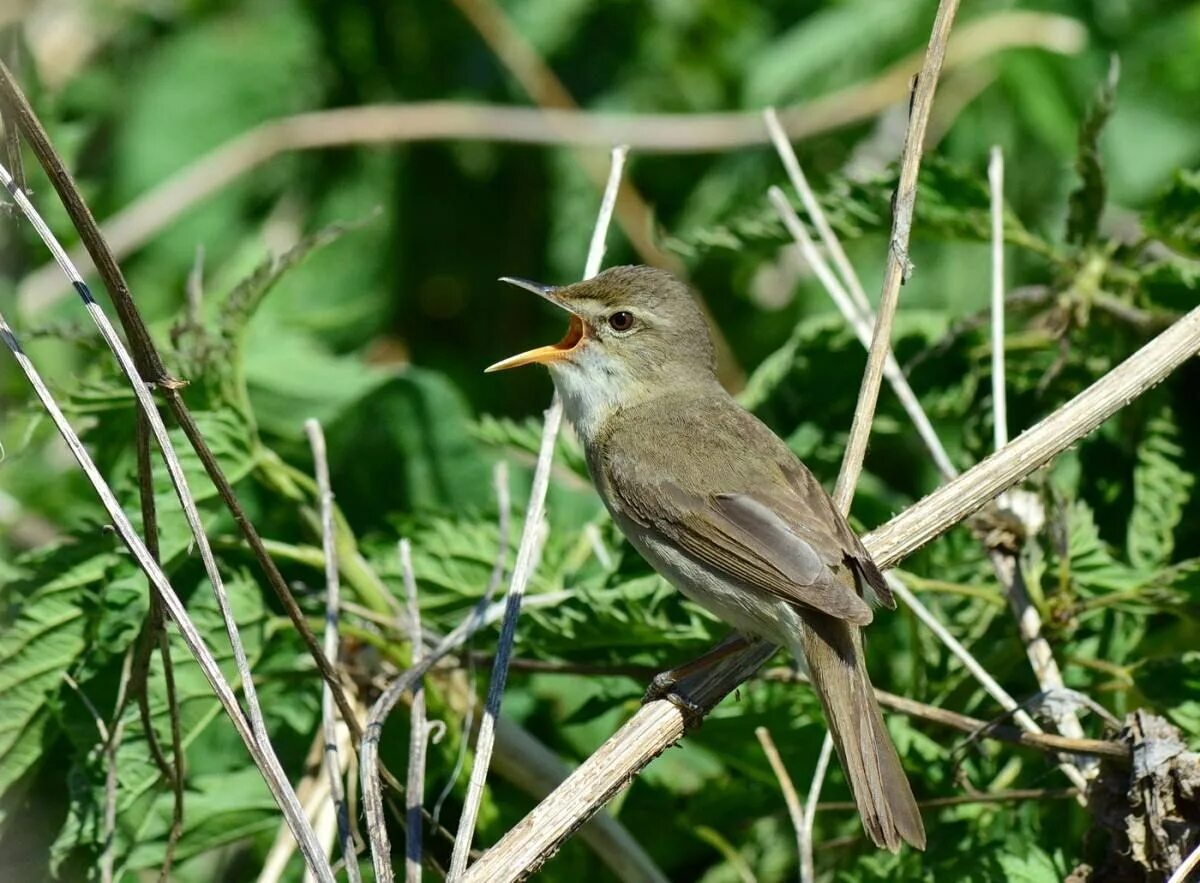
[{"left": 1, "top": 0, "right": 1198, "bottom": 880}]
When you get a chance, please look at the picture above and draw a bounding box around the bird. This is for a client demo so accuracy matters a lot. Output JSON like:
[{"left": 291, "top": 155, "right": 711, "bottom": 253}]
[{"left": 486, "top": 264, "right": 925, "bottom": 852}]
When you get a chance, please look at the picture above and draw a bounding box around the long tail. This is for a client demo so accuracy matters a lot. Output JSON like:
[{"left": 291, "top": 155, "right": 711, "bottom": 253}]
[{"left": 800, "top": 612, "right": 925, "bottom": 852}]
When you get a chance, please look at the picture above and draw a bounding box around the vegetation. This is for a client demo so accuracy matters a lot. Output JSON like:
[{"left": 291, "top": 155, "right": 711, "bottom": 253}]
[{"left": 1, "top": 1, "right": 1198, "bottom": 880}]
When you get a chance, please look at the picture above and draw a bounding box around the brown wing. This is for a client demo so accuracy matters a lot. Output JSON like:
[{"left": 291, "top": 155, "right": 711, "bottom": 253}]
[{"left": 599, "top": 399, "right": 891, "bottom": 625}]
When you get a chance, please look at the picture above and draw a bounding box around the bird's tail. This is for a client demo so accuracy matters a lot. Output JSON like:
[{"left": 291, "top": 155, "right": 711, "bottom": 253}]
[{"left": 800, "top": 613, "right": 925, "bottom": 852}]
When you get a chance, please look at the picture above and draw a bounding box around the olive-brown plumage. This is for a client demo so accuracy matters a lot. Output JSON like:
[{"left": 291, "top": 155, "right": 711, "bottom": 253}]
[{"left": 488, "top": 265, "right": 925, "bottom": 852}]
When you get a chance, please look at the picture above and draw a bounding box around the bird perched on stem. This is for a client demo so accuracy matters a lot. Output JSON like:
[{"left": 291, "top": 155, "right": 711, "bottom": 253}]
[{"left": 487, "top": 265, "right": 924, "bottom": 852}]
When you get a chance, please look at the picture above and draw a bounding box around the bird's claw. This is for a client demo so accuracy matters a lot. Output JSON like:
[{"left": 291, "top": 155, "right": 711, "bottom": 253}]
[{"left": 643, "top": 673, "right": 705, "bottom": 730}]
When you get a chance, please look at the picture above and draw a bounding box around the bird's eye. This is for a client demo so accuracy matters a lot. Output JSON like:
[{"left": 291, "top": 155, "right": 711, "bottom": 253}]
[{"left": 608, "top": 311, "right": 635, "bottom": 332}]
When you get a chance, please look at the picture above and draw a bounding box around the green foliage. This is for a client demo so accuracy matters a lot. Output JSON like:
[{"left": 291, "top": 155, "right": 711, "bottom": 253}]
[{"left": 2, "top": 1, "right": 1199, "bottom": 881}]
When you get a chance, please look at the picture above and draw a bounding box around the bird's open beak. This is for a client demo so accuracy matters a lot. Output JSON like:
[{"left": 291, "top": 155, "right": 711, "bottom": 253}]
[{"left": 485, "top": 277, "right": 586, "bottom": 373}]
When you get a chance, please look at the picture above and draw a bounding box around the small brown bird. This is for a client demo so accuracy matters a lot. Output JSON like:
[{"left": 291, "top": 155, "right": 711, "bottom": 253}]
[{"left": 488, "top": 265, "right": 925, "bottom": 851}]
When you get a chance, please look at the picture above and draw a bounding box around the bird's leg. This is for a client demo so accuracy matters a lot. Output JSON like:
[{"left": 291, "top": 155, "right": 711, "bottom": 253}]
[{"left": 644, "top": 632, "right": 752, "bottom": 710}]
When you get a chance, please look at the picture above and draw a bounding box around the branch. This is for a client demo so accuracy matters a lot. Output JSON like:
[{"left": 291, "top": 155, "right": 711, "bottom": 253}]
[
  {"left": 461, "top": 302, "right": 1200, "bottom": 880},
  {"left": 754, "top": 728, "right": 805, "bottom": 881},
  {"left": 0, "top": 308, "right": 333, "bottom": 881},
  {"left": 832, "top": 0, "right": 961, "bottom": 509},
  {"left": 305, "top": 419, "right": 362, "bottom": 883},
  {"left": 0, "top": 164, "right": 333, "bottom": 882},
  {"left": 447, "top": 145, "right": 628, "bottom": 880},
  {"left": 0, "top": 61, "right": 370, "bottom": 763}
]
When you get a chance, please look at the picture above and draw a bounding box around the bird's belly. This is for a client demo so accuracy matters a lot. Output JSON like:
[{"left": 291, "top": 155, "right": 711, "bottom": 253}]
[{"left": 617, "top": 517, "right": 807, "bottom": 659}]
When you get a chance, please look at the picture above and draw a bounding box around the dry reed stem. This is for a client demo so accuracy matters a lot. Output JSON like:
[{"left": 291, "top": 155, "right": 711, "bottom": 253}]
[
  {"left": 305, "top": 419, "right": 362, "bottom": 883},
  {"left": 0, "top": 164, "right": 333, "bottom": 881},
  {"left": 447, "top": 145, "right": 628, "bottom": 879},
  {"left": 832, "top": 0, "right": 961, "bottom": 509},
  {"left": 754, "top": 727, "right": 807, "bottom": 882}
]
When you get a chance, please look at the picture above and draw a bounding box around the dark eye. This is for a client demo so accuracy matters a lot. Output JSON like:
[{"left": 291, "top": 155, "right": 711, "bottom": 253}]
[{"left": 608, "top": 311, "right": 635, "bottom": 332}]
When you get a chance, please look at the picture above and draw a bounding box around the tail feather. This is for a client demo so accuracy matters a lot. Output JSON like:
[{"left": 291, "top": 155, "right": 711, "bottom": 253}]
[{"left": 800, "top": 613, "right": 925, "bottom": 852}]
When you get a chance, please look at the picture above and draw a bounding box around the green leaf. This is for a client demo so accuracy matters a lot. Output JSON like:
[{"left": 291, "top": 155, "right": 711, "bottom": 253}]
[
  {"left": 666, "top": 156, "right": 1052, "bottom": 259},
  {"left": 1066, "top": 58, "right": 1119, "bottom": 246},
  {"left": 0, "top": 540, "right": 119, "bottom": 820},
  {"left": 50, "top": 571, "right": 296, "bottom": 874},
  {"left": 1142, "top": 168, "right": 1200, "bottom": 258},
  {"left": 218, "top": 216, "right": 377, "bottom": 344},
  {"left": 1127, "top": 408, "right": 1193, "bottom": 570},
  {"left": 1061, "top": 500, "right": 1146, "bottom": 595}
]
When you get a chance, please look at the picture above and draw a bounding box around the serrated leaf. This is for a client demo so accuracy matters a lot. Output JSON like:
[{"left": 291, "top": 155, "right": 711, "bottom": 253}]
[
  {"left": 1127, "top": 408, "right": 1193, "bottom": 570},
  {"left": 1062, "top": 499, "right": 1146, "bottom": 595},
  {"left": 1066, "top": 58, "right": 1119, "bottom": 246},
  {"left": 219, "top": 217, "right": 374, "bottom": 343},
  {"left": 665, "top": 156, "right": 1052, "bottom": 259},
  {"left": 50, "top": 571, "right": 288, "bottom": 874},
  {"left": 1142, "top": 168, "right": 1200, "bottom": 257},
  {"left": 0, "top": 540, "right": 120, "bottom": 820}
]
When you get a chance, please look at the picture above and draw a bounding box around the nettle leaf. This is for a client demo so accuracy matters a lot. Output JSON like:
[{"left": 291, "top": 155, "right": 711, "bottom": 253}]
[
  {"left": 1136, "top": 652, "right": 1200, "bottom": 736},
  {"left": 1142, "top": 168, "right": 1200, "bottom": 258},
  {"left": 1066, "top": 58, "right": 1119, "bottom": 247},
  {"left": 0, "top": 540, "right": 120, "bottom": 818},
  {"left": 1127, "top": 407, "right": 1193, "bottom": 570},
  {"left": 472, "top": 414, "right": 589, "bottom": 479},
  {"left": 51, "top": 571, "right": 290, "bottom": 874},
  {"left": 219, "top": 218, "right": 374, "bottom": 345},
  {"left": 1060, "top": 499, "right": 1146, "bottom": 595},
  {"left": 665, "top": 156, "right": 1052, "bottom": 259}
]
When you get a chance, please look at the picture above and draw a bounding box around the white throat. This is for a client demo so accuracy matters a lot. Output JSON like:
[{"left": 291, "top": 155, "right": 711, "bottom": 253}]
[{"left": 548, "top": 346, "right": 629, "bottom": 445}]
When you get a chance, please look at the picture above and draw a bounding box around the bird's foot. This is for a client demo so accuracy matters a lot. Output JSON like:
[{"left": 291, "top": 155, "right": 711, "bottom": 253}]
[
  {"left": 643, "top": 672, "right": 706, "bottom": 730},
  {"left": 643, "top": 671, "right": 678, "bottom": 704}
]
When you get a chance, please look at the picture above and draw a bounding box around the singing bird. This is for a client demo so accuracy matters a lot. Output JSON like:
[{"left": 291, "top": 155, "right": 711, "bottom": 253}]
[{"left": 487, "top": 265, "right": 924, "bottom": 851}]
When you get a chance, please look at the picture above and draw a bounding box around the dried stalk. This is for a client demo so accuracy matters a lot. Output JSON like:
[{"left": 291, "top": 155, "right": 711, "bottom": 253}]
[
  {"left": 462, "top": 302, "right": 1200, "bottom": 880},
  {"left": 446, "top": 144, "right": 628, "bottom": 879},
  {"left": 799, "top": 736, "right": 834, "bottom": 883},
  {"left": 433, "top": 462, "right": 511, "bottom": 824},
  {"left": 986, "top": 146, "right": 1089, "bottom": 765},
  {"left": 0, "top": 63, "right": 369, "bottom": 758},
  {"left": 13, "top": 10, "right": 1087, "bottom": 317},
  {"left": 833, "top": 0, "right": 961, "bottom": 508},
  {"left": 989, "top": 146, "right": 1009, "bottom": 451},
  {"left": 768, "top": 127, "right": 1089, "bottom": 792},
  {"left": 754, "top": 728, "right": 806, "bottom": 882},
  {"left": 402, "top": 539, "right": 440, "bottom": 883},
  {"left": 759, "top": 669, "right": 1129, "bottom": 763},
  {"left": 1167, "top": 842, "right": 1200, "bottom": 883},
  {"left": 0, "top": 310, "right": 333, "bottom": 881},
  {"left": 305, "top": 420, "right": 361, "bottom": 883}
]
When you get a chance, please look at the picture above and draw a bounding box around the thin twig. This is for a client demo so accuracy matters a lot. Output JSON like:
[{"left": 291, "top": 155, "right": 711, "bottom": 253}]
[
  {"left": 985, "top": 145, "right": 1088, "bottom": 771},
  {"left": 306, "top": 419, "right": 362, "bottom": 883},
  {"left": 12, "top": 10, "right": 1087, "bottom": 317},
  {"left": 754, "top": 728, "right": 806, "bottom": 882},
  {"left": 0, "top": 308, "right": 333, "bottom": 881},
  {"left": 767, "top": 186, "right": 956, "bottom": 482},
  {"left": 1167, "top": 842, "right": 1200, "bottom": 883},
  {"left": 402, "top": 539, "right": 440, "bottom": 883},
  {"left": 799, "top": 735, "right": 834, "bottom": 883},
  {"left": 759, "top": 669, "right": 1129, "bottom": 763},
  {"left": 461, "top": 301, "right": 1200, "bottom": 881},
  {"left": 446, "top": 144, "right": 628, "bottom": 879},
  {"left": 0, "top": 63, "right": 370, "bottom": 762},
  {"left": 832, "top": 0, "right": 961, "bottom": 510},
  {"left": 433, "top": 462, "right": 512, "bottom": 825},
  {"left": 1, "top": 160, "right": 333, "bottom": 879},
  {"left": 814, "top": 787, "right": 1080, "bottom": 812},
  {"left": 989, "top": 146, "right": 1008, "bottom": 452}
]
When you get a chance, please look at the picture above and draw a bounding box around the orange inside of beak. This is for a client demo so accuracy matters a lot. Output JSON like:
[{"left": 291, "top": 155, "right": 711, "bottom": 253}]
[{"left": 486, "top": 314, "right": 586, "bottom": 373}]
